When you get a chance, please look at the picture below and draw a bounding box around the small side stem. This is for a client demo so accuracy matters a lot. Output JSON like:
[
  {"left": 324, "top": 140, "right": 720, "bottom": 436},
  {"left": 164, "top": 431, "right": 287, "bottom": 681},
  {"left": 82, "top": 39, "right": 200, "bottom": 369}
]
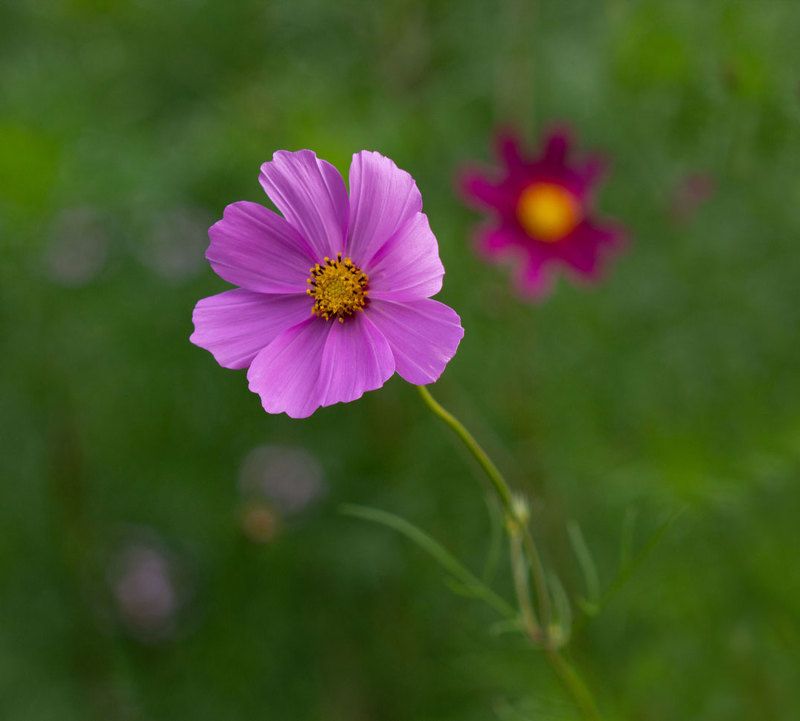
[
  {"left": 522, "top": 527, "right": 552, "bottom": 635},
  {"left": 509, "top": 525, "right": 540, "bottom": 639}
]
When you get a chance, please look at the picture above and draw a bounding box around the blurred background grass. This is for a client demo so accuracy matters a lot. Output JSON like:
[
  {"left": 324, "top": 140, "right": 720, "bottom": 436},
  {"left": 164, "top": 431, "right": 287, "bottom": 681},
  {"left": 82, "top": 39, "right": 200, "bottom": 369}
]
[{"left": 2, "top": 0, "right": 800, "bottom": 719}]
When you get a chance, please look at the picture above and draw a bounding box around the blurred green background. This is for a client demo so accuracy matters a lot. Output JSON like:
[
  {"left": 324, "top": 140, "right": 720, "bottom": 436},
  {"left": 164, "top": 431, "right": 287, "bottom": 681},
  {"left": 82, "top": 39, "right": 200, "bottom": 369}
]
[{"left": 2, "top": 0, "right": 800, "bottom": 719}]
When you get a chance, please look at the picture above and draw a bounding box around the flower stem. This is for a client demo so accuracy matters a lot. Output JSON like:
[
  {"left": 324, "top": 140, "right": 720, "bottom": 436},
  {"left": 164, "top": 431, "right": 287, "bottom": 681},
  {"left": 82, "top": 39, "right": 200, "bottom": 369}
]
[
  {"left": 416, "top": 385, "right": 514, "bottom": 513},
  {"left": 545, "top": 648, "right": 603, "bottom": 721},
  {"left": 416, "top": 384, "right": 601, "bottom": 720},
  {"left": 416, "top": 386, "right": 548, "bottom": 627}
]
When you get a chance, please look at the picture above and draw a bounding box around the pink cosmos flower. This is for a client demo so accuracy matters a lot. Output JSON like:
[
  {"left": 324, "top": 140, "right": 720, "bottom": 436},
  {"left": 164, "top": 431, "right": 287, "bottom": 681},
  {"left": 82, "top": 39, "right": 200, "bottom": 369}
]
[
  {"left": 460, "top": 127, "right": 625, "bottom": 299},
  {"left": 191, "top": 150, "right": 464, "bottom": 418}
]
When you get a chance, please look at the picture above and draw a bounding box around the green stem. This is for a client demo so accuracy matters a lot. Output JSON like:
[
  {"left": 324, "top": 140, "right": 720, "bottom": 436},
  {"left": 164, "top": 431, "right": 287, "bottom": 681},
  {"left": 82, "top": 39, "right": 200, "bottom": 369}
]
[
  {"left": 546, "top": 648, "right": 603, "bottom": 721},
  {"left": 416, "top": 385, "right": 514, "bottom": 513},
  {"left": 416, "top": 384, "right": 601, "bottom": 720},
  {"left": 417, "top": 386, "right": 550, "bottom": 629}
]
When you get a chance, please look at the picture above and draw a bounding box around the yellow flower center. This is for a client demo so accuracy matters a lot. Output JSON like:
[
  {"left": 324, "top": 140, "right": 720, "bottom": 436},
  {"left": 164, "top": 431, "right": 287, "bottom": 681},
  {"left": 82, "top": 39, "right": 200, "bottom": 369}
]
[
  {"left": 307, "top": 254, "right": 369, "bottom": 323},
  {"left": 516, "top": 182, "right": 581, "bottom": 242}
]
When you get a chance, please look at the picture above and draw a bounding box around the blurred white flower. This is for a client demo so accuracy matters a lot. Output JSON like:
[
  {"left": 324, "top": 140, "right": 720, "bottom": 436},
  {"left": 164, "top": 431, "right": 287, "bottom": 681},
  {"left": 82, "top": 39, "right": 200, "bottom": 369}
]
[
  {"left": 108, "top": 537, "right": 186, "bottom": 643},
  {"left": 238, "top": 444, "right": 326, "bottom": 520},
  {"left": 138, "top": 206, "right": 210, "bottom": 282},
  {"left": 43, "top": 206, "right": 109, "bottom": 286}
]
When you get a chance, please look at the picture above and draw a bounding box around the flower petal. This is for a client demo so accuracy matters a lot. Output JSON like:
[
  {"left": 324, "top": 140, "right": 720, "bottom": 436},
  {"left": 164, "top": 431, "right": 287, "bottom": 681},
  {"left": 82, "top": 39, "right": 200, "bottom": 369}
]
[
  {"left": 559, "top": 222, "right": 624, "bottom": 278},
  {"left": 246, "top": 313, "right": 395, "bottom": 418},
  {"left": 577, "top": 154, "right": 609, "bottom": 190},
  {"left": 494, "top": 130, "right": 526, "bottom": 172},
  {"left": 459, "top": 170, "right": 514, "bottom": 213},
  {"left": 247, "top": 318, "right": 331, "bottom": 419},
  {"left": 191, "top": 289, "right": 312, "bottom": 370},
  {"left": 317, "top": 313, "right": 394, "bottom": 407},
  {"left": 365, "top": 213, "right": 444, "bottom": 301},
  {"left": 367, "top": 299, "right": 463, "bottom": 385},
  {"left": 474, "top": 222, "right": 519, "bottom": 259},
  {"left": 206, "top": 201, "right": 314, "bottom": 294},
  {"left": 515, "top": 252, "right": 555, "bottom": 300},
  {"left": 540, "top": 128, "right": 571, "bottom": 167},
  {"left": 347, "top": 150, "right": 423, "bottom": 264},
  {"left": 259, "top": 150, "right": 348, "bottom": 261}
]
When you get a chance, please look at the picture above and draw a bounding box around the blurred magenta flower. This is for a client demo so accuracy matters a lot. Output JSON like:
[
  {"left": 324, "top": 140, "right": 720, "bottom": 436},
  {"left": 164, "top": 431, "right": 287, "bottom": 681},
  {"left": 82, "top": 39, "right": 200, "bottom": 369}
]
[
  {"left": 460, "top": 127, "right": 625, "bottom": 299},
  {"left": 191, "top": 150, "right": 463, "bottom": 418}
]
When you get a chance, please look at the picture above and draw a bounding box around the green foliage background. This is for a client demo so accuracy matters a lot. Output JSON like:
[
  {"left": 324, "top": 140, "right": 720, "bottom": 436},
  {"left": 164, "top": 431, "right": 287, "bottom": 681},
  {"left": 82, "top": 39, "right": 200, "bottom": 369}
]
[{"left": 2, "top": 0, "right": 799, "bottom": 719}]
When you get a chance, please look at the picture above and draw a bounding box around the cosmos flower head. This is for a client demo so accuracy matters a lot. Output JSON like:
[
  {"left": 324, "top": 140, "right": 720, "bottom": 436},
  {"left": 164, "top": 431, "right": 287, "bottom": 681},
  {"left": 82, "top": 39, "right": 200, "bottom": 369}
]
[
  {"left": 460, "top": 126, "right": 626, "bottom": 299},
  {"left": 191, "top": 150, "right": 464, "bottom": 418}
]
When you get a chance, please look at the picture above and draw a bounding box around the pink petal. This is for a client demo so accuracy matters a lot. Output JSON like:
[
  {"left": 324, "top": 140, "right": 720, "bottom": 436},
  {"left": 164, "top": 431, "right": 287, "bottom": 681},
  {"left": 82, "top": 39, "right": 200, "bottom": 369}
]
[
  {"left": 259, "top": 150, "right": 348, "bottom": 261},
  {"left": 367, "top": 299, "right": 463, "bottom": 385},
  {"left": 515, "top": 252, "right": 555, "bottom": 300},
  {"left": 365, "top": 213, "right": 444, "bottom": 301},
  {"left": 459, "top": 170, "right": 513, "bottom": 212},
  {"left": 494, "top": 130, "right": 525, "bottom": 171},
  {"left": 247, "top": 318, "right": 331, "bottom": 419},
  {"left": 577, "top": 154, "right": 609, "bottom": 191},
  {"left": 246, "top": 313, "right": 395, "bottom": 418},
  {"left": 558, "top": 222, "right": 621, "bottom": 278},
  {"left": 206, "top": 201, "right": 314, "bottom": 294},
  {"left": 317, "top": 313, "right": 395, "bottom": 408},
  {"left": 190, "top": 289, "right": 312, "bottom": 370},
  {"left": 475, "top": 223, "right": 519, "bottom": 259},
  {"left": 346, "top": 150, "right": 422, "bottom": 264},
  {"left": 559, "top": 239, "right": 601, "bottom": 275},
  {"left": 540, "top": 128, "right": 572, "bottom": 167}
]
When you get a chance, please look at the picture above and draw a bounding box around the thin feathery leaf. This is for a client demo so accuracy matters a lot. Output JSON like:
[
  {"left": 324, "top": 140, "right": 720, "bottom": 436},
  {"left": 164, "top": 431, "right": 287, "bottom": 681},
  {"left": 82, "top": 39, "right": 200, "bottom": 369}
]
[
  {"left": 481, "top": 492, "right": 504, "bottom": 584},
  {"left": 574, "top": 507, "right": 686, "bottom": 636},
  {"left": 341, "top": 503, "right": 516, "bottom": 618},
  {"left": 567, "top": 520, "right": 600, "bottom": 606},
  {"left": 488, "top": 618, "right": 527, "bottom": 636},
  {"left": 548, "top": 570, "right": 573, "bottom": 646}
]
